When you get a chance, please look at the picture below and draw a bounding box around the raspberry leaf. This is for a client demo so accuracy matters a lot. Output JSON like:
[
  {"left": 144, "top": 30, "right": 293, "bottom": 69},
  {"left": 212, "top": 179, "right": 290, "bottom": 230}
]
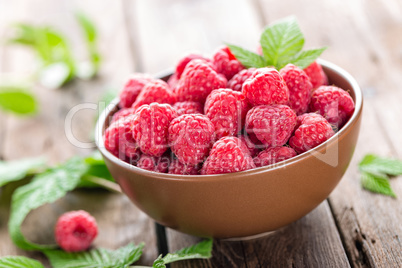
[
  {"left": 260, "top": 16, "right": 304, "bottom": 68},
  {"left": 361, "top": 172, "right": 396, "bottom": 198},
  {"left": 0, "top": 87, "right": 37, "bottom": 115},
  {"left": 226, "top": 44, "right": 267, "bottom": 68},
  {"left": 359, "top": 154, "right": 402, "bottom": 176},
  {"left": 0, "top": 256, "right": 44, "bottom": 268},
  {"left": 285, "top": 47, "right": 327, "bottom": 69},
  {"left": 9, "top": 157, "right": 88, "bottom": 250},
  {"left": 44, "top": 242, "right": 144, "bottom": 268},
  {"left": 0, "top": 157, "right": 45, "bottom": 187},
  {"left": 151, "top": 239, "right": 213, "bottom": 268}
]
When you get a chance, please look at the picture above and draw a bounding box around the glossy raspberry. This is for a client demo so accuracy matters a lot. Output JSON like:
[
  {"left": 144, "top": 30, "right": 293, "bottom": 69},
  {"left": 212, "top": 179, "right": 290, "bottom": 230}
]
[
  {"left": 253, "top": 146, "right": 297, "bottom": 167},
  {"left": 201, "top": 136, "right": 256, "bottom": 175},
  {"left": 173, "top": 101, "right": 203, "bottom": 116},
  {"left": 309, "top": 86, "right": 355, "bottom": 128},
  {"left": 175, "top": 53, "right": 212, "bottom": 78},
  {"left": 175, "top": 59, "right": 227, "bottom": 104},
  {"left": 304, "top": 61, "right": 328, "bottom": 89},
  {"left": 239, "top": 135, "right": 260, "bottom": 157},
  {"left": 119, "top": 74, "right": 154, "bottom": 108},
  {"left": 212, "top": 46, "right": 245, "bottom": 80},
  {"left": 104, "top": 115, "right": 139, "bottom": 160},
  {"left": 280, "top": 64, "right": 313, "bottom": 115},
  {"left": 137, "top": 154, "right": 171, "bottom": 173},
  {"left": 289, "top": 113, "right": 335, "bottom": 154},
  {"left": 132, "top": 80, "right": 176, "bottom": 110},
  {"left": 245, "top": 105, "right": 297, "bottom": 148},
  {"left": 55, "top": 210, "right": 98, "bottom": 252},
  {"left": 111, "top": 107, "right": 135, "bottom": 123},
  {"left": 242, "top": 68, "right": 289, "bottom": 106},
  {"left": 204, "top": 88, "right": 249, "bottom": 139},
  {"left": 132, "top": 103, "right": 177, "bottom": 157},
  {"left": 168, "top": 159, "right": 200, "bottom": 175},
  {"left": 168, "top": 114, "right": 215, "bottom": 165},
  {"left": 227, "top": 68, "right": 257, "bottom": 92}
]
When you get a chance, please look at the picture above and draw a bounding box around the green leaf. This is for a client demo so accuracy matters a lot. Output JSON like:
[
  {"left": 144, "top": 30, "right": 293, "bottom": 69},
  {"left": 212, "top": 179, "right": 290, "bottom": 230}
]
[
  {"left": 9, "top": 157, "right": 88, "bottom": 250},
  {"left": 359, "top": 154, "right": 402, "bottom": 176},
  {"left": 75, "top": 12, "right": 97, "bottom": 42},
  {"left": 226, "top": 44, "right": 267, "bottom": 68},
  {"left": 285, "top": 47, "right": 327, "bottom": 69},
  {"left": 152, "top": 239, "right": 213, "bottom": 267},
  {"left": 0, "top": 87, "right": 37, "bottom": 115},
  {"left": 78, "top": 152, "right": 115, "bottom": 189},
  {"left": 260, "top": 16, "right": 304, "bottom": 67},
  {"left": 0, "top": 256, "right": 44, "bottom": 268},
  {"left": 44, "top": 242, "right": 144, "bottom": 268},
  {"left": 39, "top": 62, "right": 72, "bottom": 89},
  {"left": 0, "top": 157, "right": 45, "bottom": 187},
  {"left": 361, "top": 172, "right": 396, "bottom": 198}
]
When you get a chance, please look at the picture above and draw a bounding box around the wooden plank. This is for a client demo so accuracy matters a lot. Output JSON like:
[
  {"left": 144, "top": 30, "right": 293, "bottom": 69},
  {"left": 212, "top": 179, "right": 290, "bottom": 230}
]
[
  {"left": 0, "top": 0, "right": 157, "bottom": 266},
  {"left": 256, "top": 0, "right": 402, "bottom": 266}
]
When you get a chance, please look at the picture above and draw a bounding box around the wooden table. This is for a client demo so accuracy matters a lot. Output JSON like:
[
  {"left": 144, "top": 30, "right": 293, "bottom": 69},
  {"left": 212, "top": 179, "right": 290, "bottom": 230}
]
[{"left": 1, "top": 0, "right": 402, "bottom": 267}]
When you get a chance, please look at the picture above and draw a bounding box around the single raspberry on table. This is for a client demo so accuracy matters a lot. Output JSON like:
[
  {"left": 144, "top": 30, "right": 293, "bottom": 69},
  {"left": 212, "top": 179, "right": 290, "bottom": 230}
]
[
  {"left": 132, "top": 79, "right": 176, "bottom": 110},
  {"left": 104, "top": 115, "right": 139, "bottom": 160},
  {"left": 175, "top": 53, "right": 212, "bottom": 78},
  {"left": 289, "top": 113, "right": 335, "bottom": 154},
  {"left": 201, "top": 136, "right": 256, "bottom": 175},
  {"left": 304, "top": 61, "right": 328, "bottom": 89},
  {"left": 119, "top": 73, "right": 154, "bottom": 108},
  {"left": 242, "top": 68, "right": 289, "bottom": 106},
  {"left": 309, "top": 86, "right": 355, "bottom": 128},
  {"left": 168, "top": 114, "right": 215, "bottom": 166},
  {"left": 212, "top": 46, "right": 245, "bottom": 80},
  {"left": 175, "top": 59, "right": 227, "bottom": 104},
  {"left": 168, "top": 159, "right": 200, "bottom": 175},
  {"left": 136, "top": 153, "right": 171, "bottom": 173},
  {"left": 227, "top": 68, "right": 256, "bottom": 92},
  {"left": 55, "top": 210, "right": 98, "bottom": 252},
  {"left": 238, "top": 135, "right": 260, "bottom": 157},
  {"left": 204, "top": 88, "right": 249, "bottom": 139},
  {"left": 132, "top": 103, "right": 177, "bottom": 157},
  {"left": 253, "top": 146, "right": 297, "bottom": 167},
  {"left": 173, "top": 101, "right": 203, "bottom": 116},
  {"left": 245, "top": 104, "right": 297, "bottom": 148},
  {"left": 279, "top": 64, "right": 313, "bottom": 115},
  {"left": 111, "top": 107, "right": 135, "bottom": 123}
]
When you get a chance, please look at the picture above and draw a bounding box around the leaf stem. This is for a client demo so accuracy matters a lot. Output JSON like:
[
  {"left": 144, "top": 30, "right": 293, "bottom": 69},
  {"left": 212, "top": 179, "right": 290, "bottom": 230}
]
[{"left": 82, "top": 176, "right": 122, "bottom": 193}]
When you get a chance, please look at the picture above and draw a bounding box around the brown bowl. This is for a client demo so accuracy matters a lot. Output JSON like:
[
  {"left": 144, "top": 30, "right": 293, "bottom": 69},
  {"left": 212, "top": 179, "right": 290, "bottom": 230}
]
[{"left": 95, "top": 59, "right": 363, "bottom": 239}]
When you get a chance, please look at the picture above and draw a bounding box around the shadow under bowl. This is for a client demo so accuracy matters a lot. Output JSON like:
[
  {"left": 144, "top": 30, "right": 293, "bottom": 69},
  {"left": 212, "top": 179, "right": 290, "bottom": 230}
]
[{"left": 95, "top": 59, "right": 363, "bottom": 239}]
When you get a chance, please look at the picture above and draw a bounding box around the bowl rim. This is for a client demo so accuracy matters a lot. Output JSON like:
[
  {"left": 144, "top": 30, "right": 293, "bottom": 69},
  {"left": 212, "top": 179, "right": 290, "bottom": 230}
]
[{"left": 95, "top": 59, "right": 363, "bottom": 181}]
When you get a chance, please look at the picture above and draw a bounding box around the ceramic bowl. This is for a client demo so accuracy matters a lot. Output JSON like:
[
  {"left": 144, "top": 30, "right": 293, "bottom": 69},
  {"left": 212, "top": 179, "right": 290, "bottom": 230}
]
[{"left": 95, "top": 59, "right": 363, "bottom": 238}]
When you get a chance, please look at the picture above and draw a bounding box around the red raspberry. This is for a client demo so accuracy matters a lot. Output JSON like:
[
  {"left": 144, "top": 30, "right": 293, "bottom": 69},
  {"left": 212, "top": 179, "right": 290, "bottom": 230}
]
[
  {"left": 212, "top": 46, "right": 245, "bottom": 80},
  {"left": 167, "top": 72, "right": 179, "bottom": 89},
  {"left": 279, "top": 64, "right": 313, "bottom": 115},
  {"left": 55, "top": 210, "right": 98, "bottom": 252},
  {"left": 173, "top": 101, "right": 203, "bottom": 116},
  {"left": 227, "top": 68, "right": 257, "bottom": 92},
  {"left": 168, "top": 114, "right": 215, "bottom": 165},
  {"left": 119, "top": 74, "right": 154, "bottom": 108},
  {"left": 132, "top": 80, "right": 176, "bottom": 110},
  {"left": 289, "top": 113, "right": 335, "bottom": 154},
  {"left": 309, "top": 86, "right": 355, "bottom": 128},
  {"left": 132, "top": 103, "right": 177, "bottom": 157},
  {"left": 175, "top": 53, "right": 212, "bottom": 78},
  {"left": 168, "top": 159, "right": 200, "bottom": 175},
  {"left": 204, "top": 88, "right": 249, "bottom": 139},
  {"left": 136, "top": 154, "right": 171, "bottom": 173},
  {"left": 175, "top": 59, "right": 227, "bottom": 104},
  {"left": 242, "top": 68, "right": 289, "bottom": 106},
  {"left": 253, "top": 146, "right": 297, "bottom": 167},
  {"left": 111, "top": 107, "right": 135, "bottom": 123},
  {"left": 304, "top": 61, "right": 328, "bottom": 89},
  {"left": 295, "top": 112, "right": 323, "bottom": 129},
  {"left": 201, "top": 136, "right": 255, "bottom": 175},
  {"left": 245, "top": 105, "right": 297, "bottom": 148},
  {"left": 104, "top": 115, "right": 139, "bottom": 160},
  {"left": 239, "top": 135, "right": 260, "bottom": 157}
]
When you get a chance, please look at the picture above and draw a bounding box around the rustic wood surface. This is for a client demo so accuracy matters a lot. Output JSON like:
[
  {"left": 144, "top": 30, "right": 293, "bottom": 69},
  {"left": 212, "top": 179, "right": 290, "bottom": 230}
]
[{"left": 1, "top": 0, "right": 402, "bottom": 267}]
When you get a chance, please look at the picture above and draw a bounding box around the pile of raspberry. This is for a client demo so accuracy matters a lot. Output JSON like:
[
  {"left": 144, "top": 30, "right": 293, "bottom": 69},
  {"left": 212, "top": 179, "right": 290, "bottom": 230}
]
[{"left": 104, "top": 46, "right": 355, "bottom": 175}]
